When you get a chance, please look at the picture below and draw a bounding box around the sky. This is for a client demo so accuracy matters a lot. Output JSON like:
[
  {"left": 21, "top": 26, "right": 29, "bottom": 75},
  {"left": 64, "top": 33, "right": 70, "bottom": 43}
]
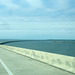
[{"left": 0, "top": 0, "right": 75, "bottom": 39}]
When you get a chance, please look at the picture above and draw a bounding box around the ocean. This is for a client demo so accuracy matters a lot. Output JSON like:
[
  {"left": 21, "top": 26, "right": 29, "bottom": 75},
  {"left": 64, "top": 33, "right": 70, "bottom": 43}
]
[{"left": 0, "top": 39, "right": 75, "bottom": 57}]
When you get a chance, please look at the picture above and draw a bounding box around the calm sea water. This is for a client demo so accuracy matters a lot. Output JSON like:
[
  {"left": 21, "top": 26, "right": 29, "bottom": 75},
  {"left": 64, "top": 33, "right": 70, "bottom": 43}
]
[
  {"left": 0, "top": 39, "right": 14, "bottom": 42},
  {"left": 0, "top": 39, "right": 75, "bottom": 57}
]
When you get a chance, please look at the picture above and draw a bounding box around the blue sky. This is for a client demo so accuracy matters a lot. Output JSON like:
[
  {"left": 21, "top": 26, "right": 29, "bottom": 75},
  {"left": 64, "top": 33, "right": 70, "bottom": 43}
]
[{"left": 0, "top": 0, "right": 75, "bottom": 39}]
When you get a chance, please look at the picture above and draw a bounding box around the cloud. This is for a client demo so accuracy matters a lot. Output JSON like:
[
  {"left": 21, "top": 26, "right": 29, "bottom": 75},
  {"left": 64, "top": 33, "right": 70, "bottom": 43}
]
[
  {"left": 0, "top": 16, "right": 75, "bottom": 30},
  {"left": 25, "top": 0, "right": 44, "bottom": 8},
  {"left": 55, "top": 0, "right": 69, "bottom": 10},
  {"left": 0, "top": 30, "right": 75, "bottom": 39},
  {"left": 53, "top": 8, "right": 75, "bottom": 21},
  {"left": 0, "top": 0, "right": 74, "bottom": 21},
  {"left": 0, "top": 0, "right": 75, "bottom": 39},
  {"left": 43, "top": 0, "right": 70, "bottom": 11},
  {"left": 0, "top": 0, "right": 19, "bottom": 9}
]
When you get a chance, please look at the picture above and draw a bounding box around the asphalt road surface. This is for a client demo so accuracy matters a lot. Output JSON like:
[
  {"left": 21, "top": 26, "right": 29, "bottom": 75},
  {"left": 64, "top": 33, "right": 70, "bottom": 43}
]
[{"left": 0, "top": 47, "right": 74, "bottom": 75}]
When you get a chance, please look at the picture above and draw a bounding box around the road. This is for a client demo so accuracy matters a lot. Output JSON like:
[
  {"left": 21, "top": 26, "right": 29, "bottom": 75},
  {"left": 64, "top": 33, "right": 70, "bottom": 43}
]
[{"left": 0, "top": 47, "right": 74, "bottom": 75}]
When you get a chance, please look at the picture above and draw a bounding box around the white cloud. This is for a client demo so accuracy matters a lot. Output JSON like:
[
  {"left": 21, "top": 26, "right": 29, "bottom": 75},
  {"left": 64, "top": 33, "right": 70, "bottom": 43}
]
[
  {"left": 56, "top": 0, "right": 69, "bottom": 10},
  {"left": 47, "top": 0, "right": 70, "bottom": 11},
  {"left": 25, "top": 0, "right": 44, "bottom": 8},
  {"left": 64, "top": 8, "right": 75, "bottom": 14},
  {"left": 0, "top": 30, "right": 75, "bottom": 39},
  {"left": 0, "top": 16, "right": 75, "bottom": 30},
  {"left": 45, "top": 8, "right": 55, "bottom": 12},
  {"left": 0, "top": 0, "right": 19, "bottom": 9}
]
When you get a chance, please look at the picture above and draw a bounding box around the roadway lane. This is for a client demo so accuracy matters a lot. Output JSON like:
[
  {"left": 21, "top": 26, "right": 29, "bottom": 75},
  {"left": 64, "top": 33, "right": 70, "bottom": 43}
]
[
  {"left": 0, "top": 47, "right": 74, "bottom": 75},
  {"left": 0, "top": 63, "right": 8, "bottom": 75}
]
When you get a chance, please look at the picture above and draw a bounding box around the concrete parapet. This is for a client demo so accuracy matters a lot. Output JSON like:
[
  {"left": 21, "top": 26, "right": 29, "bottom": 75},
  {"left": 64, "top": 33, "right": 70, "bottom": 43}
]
[{"left": 0, "top": 45, "right": 75, "bottom": 74}]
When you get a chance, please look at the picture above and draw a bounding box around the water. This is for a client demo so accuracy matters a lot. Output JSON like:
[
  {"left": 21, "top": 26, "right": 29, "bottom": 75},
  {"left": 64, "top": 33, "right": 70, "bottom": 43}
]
[
  {"left": 0, "top": 39, "right": 14, "bottom": 42},
  {"left": 0, "top": 39, "right": 75, "bottom": 57}
]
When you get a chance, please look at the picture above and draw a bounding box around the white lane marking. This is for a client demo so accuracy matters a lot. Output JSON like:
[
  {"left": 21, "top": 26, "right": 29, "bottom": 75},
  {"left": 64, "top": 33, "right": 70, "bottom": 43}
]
[{"left": 0, "top": 59, "right": 13, "bottom": 75}]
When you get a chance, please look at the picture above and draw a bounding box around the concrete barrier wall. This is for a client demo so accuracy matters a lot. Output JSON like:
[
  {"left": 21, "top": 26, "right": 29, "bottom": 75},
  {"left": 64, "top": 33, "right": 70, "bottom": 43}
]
[{"left": 0, "top": 45, "right": 75, "bottom": 73}]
